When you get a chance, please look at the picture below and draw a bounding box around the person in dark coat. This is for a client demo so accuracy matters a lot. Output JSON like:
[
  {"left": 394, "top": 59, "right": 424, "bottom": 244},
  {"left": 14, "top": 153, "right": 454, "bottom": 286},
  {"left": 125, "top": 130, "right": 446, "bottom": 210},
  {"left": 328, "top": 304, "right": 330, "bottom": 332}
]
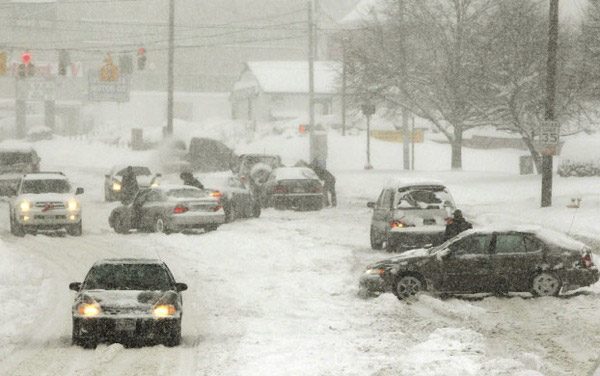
[
  {"left": 310, "top": 160, "right": 336, "bottom": 207},
  {"left": 444, "top": 209, "right": 473, "bottom": 241},
  {"left": 121, "top": 166, "right": 139, "bottom": 204},
  {"left": 180, "top": 172, "right": 204, "bottom": 190}
]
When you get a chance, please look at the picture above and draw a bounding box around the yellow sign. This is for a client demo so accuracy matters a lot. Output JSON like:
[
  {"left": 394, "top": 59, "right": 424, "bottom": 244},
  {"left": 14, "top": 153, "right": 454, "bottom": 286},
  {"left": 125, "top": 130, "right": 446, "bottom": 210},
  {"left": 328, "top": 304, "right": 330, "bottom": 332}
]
[
  {"left": 370, "top": 129, "right": 424, "bottom": 143},
  {"left": 100, "top": 54, "right": 119, "bottom": 81},
  {"left": 0, "top": 52, "right": 6, "bottom": 76}
]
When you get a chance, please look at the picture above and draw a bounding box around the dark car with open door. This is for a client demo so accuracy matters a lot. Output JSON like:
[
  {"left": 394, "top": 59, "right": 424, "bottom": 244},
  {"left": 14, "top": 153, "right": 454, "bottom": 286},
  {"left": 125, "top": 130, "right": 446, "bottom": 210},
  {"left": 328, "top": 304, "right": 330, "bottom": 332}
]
[{"left": 359, "top": 226, "right": 599, "bottom": 300}]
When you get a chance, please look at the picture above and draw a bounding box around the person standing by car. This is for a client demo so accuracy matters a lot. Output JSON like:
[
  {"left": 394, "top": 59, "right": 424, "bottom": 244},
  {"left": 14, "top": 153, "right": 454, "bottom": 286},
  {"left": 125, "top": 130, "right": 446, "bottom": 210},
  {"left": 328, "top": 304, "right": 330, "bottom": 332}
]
[
  {"left": 180, "top": 171, "right": 204, "bottom": 190},
  {"left": 310, "top": 160, "right": 336, "bottom": 207},
  {"left": 444, "top": 209, "right": 473, "bottom": 241},
  {"left": 121, "top": 166, "right": 139, "bottom": 204}
]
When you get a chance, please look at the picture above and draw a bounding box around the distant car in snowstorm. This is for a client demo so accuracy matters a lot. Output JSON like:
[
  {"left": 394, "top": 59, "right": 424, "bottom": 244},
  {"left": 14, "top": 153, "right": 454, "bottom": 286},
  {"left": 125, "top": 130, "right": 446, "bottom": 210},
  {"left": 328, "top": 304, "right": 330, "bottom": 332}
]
[
  {"left": 108, "top": 185, "right": 225, "bottom": 234},
  {"left": 261, "top": 167, "right": 323, "bottom": 211},
  {"left": 0, "top": 146, "right": 41, "bottom": 196},
  {"left": 104, "top": 165, "right": 160, "bottom": 202},
  {"left": 201, "top": 173, "right": 261, "bottom": 222},
  {"left": 359, "top": 226, "right": 599, "bottom": 301},
  {"left": 69, "top": 258, "right": 187, "bottom": 348},
  {"left": 368, "top": 179, "right": 456, "bottom": 252}
]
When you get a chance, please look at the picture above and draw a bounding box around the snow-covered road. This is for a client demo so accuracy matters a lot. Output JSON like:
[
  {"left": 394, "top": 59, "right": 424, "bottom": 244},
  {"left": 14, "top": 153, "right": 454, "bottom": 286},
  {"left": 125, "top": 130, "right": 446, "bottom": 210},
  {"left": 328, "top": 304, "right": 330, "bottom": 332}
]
[{"left": 2, "top": 138, "right": 600, "bottom": 375}]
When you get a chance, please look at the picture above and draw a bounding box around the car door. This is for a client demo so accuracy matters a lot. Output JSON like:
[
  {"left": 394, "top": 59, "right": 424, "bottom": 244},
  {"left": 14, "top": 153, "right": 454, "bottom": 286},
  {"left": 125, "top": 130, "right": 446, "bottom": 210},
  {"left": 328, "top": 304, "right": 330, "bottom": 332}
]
[
  {"left": 140, "top": 189, "right": 166, "bottom": 227},
  {"left": 373, "top": 189, "right": 394, "bottom": 235},
  {"left": 490, "top": 232, "right": 545, "bottom": 292},
  {"left": 439, "top": 233, "right": 494, "bottom": 293}
]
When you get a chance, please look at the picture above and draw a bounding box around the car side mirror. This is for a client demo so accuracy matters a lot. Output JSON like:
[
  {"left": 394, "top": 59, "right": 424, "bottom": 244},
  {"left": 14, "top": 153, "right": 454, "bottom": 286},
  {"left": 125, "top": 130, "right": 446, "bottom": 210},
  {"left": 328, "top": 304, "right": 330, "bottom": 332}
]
[
  {"left": 175, "top": 282, "right": 188, "bottom": 292},
  {"left": 69, "top": 282, "right": 81, "bottom": 291},
  {"left": 75, "top": 187, "right": 84, "bottom": 195},
  {"left": 367, "top": 202, "right": 375, "bottom": 209}
]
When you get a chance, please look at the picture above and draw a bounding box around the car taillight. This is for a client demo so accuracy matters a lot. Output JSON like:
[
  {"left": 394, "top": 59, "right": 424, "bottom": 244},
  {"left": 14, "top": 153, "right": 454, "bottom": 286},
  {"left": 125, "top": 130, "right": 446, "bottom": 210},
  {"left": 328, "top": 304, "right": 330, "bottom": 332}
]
[
  {"left": 311, "top": 185, "right": 322, "bottom": 193},
  {"left": 173, "top": 205, "right": 189, "bottom": 214},
  {"left": 389, "top": 220, "right": 409, "bottom": 229},
  {"left": 581, "top": 253, "right": 594, "bottom": 268},
  {"left": 210, "top": 191, "right": 223, "bottom": 199},
  {"left": 212, "top": 205, "right": 223, "bottom": 212},
  {"left": 273, "top": 185, "right": 287, "bottom": 194}
]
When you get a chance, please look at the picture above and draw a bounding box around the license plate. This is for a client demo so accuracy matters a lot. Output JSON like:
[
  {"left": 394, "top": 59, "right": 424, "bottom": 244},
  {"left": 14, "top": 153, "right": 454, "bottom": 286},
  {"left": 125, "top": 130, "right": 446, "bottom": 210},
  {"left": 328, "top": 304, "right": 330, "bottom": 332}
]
[{"left": 115, "top": 319, "right": 136, "bottom": 332}]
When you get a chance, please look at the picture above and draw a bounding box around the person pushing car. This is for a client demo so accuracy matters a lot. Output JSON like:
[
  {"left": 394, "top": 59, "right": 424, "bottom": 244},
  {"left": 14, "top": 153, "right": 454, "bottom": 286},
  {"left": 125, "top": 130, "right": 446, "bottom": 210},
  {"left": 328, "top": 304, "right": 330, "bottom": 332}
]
[{"left": 444, "top": 209, "right": 472, "bottom": 241}]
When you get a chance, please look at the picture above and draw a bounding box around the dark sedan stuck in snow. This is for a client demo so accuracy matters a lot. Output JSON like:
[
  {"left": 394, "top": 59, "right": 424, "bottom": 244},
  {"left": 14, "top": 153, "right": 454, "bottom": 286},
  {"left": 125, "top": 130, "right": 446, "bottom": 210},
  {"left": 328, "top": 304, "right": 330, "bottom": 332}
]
[
  {"left": 261, "top": 167, "right": 323, "bottom": 211},
  {"left": 359, "top": 226, "right": 598, "bottom": 300},
  {"left": 108, "top": 185, "right": 225, "bottom": 234},
  {"left": 70, "top": 258, "right": 187, "bottom": 348}
]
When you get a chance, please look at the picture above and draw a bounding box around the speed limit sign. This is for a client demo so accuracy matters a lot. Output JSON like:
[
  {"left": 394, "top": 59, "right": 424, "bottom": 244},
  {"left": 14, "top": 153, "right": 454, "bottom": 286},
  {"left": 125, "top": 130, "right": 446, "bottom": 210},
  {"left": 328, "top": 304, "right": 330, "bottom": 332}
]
[{"left": 538, "top": 121, "right": 560, "bottom": 145}]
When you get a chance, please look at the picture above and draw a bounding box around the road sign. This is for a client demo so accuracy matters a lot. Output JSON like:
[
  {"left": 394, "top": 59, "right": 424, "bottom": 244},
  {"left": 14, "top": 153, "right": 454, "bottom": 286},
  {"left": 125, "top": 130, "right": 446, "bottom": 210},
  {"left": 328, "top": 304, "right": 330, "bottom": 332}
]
[
  {"left": 16, "top": 78, "right": 56, "bottom": 101},
  {"left": 88, "top": 73, "right": 130, "bottom": 102},
  {"left": 535, "top": 120, "right": 561, "bottom": 156}
]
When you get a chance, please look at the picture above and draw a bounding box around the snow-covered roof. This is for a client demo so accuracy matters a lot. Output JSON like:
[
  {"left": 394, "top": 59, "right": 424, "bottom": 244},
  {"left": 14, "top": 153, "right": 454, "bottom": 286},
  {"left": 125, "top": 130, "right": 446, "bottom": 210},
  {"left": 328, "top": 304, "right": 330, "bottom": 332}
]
[
  {"left": 274, "top": 167, "right": 319, "bottom": 180},
  {"left": 384, "top": 178, "right": 446, "bottom": 190},
  {"left": 22, "top": 172, "right": 66, "bottom": 181},
  {"left": 340, "top": 0, "right": 387, "bottom": 26},
  {"left": 236, "top": 61, "right": 341, "bottom": 95},
  {"left": 94, "top": 258, "right": 164, "bottom": 265}
]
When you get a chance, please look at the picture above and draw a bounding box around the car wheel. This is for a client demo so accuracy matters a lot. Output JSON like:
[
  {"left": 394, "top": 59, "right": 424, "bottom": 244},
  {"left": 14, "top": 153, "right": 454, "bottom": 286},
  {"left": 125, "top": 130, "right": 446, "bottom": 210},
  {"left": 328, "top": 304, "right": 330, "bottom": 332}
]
[
  {"left": 252, "top": 202, "right": 261, "bottom": 218},
  {"left": 10, "top": 213, "right": 25, "bottom": 237},
  {"left": 395, "top": 275, "right": 424, "bottom": 301},
  {"left": 72, "top": 320, "right": 97, "bottom": 349},
  {"left": 163, "top": 320, "right": 182, "bottom": 347},
  {"left": 154, "top": 216, "right": 169, "bottom": 234},
  {"left": 370, "top": 227, "right": 383, "bottom": 250},
  {"left": 530, "top": 272, "right": 561, "bottom": 297},
  {"left": 67, "top": 222, "right": 83, "bottom": 236},
  {"left": 114, "top": 214, "right": 130, "bottom": 234}
]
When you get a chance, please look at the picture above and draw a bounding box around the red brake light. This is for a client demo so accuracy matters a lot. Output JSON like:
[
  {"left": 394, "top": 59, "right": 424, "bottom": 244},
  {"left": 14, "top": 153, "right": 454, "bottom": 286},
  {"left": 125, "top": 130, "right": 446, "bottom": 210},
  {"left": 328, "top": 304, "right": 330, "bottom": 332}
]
[
  {"left": 273, "top": 185, "right": 287, "bottom": 194},
  {"left": 212, "top": 205, "right": 222, "bottom": 212},
  {"left": 582, "top": 254, "right": 594, "bottom": 268},
  {"left": 173, "top": 205, "right": 188, "bottom": 214},
  {"left": 210, "top": 191, "right": 223, "bottom": 198},
  {"left": 389, "top": 220, "right": 409, "bottom": 229}
]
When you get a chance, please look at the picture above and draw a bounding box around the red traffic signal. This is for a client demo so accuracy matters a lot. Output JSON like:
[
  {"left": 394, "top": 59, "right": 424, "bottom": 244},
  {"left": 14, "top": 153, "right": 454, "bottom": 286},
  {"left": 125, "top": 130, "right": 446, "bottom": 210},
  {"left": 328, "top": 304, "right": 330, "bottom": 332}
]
[
  {"left": 21, "top": 52, "right": 32, "bottom": 65},
  {"left": 137, "top": 47, "right": 145, "bottom": 55}
]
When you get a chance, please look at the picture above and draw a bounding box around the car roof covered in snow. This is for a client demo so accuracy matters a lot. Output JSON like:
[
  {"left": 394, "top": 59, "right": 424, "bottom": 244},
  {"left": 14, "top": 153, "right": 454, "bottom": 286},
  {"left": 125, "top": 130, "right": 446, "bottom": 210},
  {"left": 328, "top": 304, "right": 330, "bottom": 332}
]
[
  {"left": 0, "top": 145, "right": 37, "bottom": 153},
  {"left": 460, "top": 226, "right": 587, "bottom": 251},
  {"left": 384, "top": 178, "right": 447, "bottom": 190},
  {"left": 152, "top": 184, "right": 203, "bottom": 192},
  {"left": 22, "top": 172, "right": 67, "bottom": 181},
  {"left": 94, "top": 258, "right": 165, "bottom": 266},
  {"left": 273, "top": 167, "right": 319, "bottom": 180}
]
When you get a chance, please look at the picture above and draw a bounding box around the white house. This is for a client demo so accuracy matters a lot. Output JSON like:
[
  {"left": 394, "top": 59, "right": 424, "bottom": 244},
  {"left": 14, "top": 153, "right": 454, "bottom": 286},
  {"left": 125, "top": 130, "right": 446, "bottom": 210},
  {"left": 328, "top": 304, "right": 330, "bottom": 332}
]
[{"left": 230, "top": 61, "right": 341, "bottom": 123}]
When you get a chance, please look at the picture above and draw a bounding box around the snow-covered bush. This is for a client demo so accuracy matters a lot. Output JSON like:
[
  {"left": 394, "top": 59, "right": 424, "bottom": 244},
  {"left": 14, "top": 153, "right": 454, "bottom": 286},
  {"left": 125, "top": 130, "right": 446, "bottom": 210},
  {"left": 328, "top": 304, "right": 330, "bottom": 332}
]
[{"left": 557, "top": 134, "right": 600, "bottom": 177}]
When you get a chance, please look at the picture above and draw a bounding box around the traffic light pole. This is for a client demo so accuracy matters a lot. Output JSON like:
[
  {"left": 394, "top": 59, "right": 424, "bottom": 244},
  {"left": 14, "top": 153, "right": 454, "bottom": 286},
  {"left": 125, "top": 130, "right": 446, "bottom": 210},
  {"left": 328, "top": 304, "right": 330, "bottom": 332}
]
[
  {"left": 541, "top": 0, "right": 559, "bottom": 207},
  {"left": 165, "top": 0, "right": 175, "bottom": 137},
  {"left": 308, "top": 0, "right": 315, "bottom": 162}
]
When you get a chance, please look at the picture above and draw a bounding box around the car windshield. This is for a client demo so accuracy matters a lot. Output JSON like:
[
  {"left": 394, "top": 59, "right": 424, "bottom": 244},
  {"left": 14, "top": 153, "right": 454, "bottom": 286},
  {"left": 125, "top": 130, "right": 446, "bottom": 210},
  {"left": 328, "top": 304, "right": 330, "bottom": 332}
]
[
  {"left": 83, "top": 264, "right": 173, "bottom": 291},
  {"left": 167, "top": 188, "right": 207, "bottom": 198},
  {"left": 21, "top": 179, "right": 70, "bottom": 194},
  {"left": 396, "top": 187, "right": 454, "bottom": 210},
  {"left": 116, "top": 167, "right": 151, "bottom": 176},
  {"left": 0, "top": 152, "right": 33, "bottom": 165}
]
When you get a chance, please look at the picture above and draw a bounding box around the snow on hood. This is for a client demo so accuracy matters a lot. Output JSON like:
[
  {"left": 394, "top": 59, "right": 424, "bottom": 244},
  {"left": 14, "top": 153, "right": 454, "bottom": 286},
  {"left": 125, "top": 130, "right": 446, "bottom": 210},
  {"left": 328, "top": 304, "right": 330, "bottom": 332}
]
[
  {"left": 83, "top": 290, "right": 165, "bottom": 308},
  {"left": 19, "top": 193, "right": 75, "bottom": 202},
  {"left": 370, "top": 247, "right": 431, "bottom": 268}
]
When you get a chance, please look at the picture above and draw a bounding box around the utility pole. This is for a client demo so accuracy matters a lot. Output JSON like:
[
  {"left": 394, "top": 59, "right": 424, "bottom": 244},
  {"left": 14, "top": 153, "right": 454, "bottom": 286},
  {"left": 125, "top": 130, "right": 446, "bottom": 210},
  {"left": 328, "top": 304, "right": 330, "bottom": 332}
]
[
  {"left": 308, "top": 0, "right": 316, "bottom": 162},
  {"left": 398, "top": 0, "right": 410, "bottom": 170},
  {"left": 165, "top": 0, "right": 175, "bottom": 137},
  {"left": 541, "top": 0, "right": 559, "bottom": 207},
  {"left": 341, "top": 38, "right": 347, "bottom": 136}
]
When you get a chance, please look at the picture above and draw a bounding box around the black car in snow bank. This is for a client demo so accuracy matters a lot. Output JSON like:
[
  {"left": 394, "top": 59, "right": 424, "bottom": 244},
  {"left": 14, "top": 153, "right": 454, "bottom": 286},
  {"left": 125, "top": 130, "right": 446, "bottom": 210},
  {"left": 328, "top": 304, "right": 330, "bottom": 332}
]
[
  {"left": 70, "top": 259, "right": 187, "bottom": 348},
  {"left": 359, "top": 226, "right": 599, "bottom": 300}
]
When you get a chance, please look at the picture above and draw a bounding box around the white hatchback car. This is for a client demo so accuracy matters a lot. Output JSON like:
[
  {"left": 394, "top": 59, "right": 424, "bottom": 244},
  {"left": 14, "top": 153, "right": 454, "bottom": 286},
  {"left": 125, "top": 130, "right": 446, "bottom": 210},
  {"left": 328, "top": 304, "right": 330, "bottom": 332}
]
[
  {"left": 367, "top": 179, "right": 456, "bottom": 252},
  {"left": 9, "top": 172, "right": 84, "bottom": 236}
]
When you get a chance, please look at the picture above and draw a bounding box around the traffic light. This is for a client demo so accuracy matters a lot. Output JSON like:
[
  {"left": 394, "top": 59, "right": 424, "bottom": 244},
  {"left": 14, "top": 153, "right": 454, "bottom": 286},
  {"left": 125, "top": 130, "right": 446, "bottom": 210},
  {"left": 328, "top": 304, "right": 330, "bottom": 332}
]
[
  {"left": 58, "top": 50, "right": 70, "bottom": 76},
  {"left": 0, "top": 51, "right": 6, "bottom": 76},
  {"left": 18, "top": 51, "right": 35, "bottom": 78},
  {"left": 100, "top": 53, "right": 119, "bottom": 81},
  {"left": 137, "top": 47, "right": 146, "bottom": 70}
]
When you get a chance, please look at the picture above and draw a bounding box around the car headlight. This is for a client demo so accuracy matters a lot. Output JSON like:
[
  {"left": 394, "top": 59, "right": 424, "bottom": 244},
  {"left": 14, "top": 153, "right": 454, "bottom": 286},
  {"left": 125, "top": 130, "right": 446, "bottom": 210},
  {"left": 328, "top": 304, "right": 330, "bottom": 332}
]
[
  {"left": 151, "top": 179, "right": 160, "bottom": 188},
  {"left": 153, "top": 304, "right": 176, "bottom": 318},
  {"left": 365, "top": 268, "right": 385, "bottom": 276},
  {"left": 112, "top": 181, "right": 122, "bottom": 191},
  {"left": 19, "top": 200, "right": 32, "bottom": 212},
  {"left": 77, "top": 303, "right": 101, "bottom": 317},
  {"left": 67, "top": 198, "right": 79, "bottom": 211}
]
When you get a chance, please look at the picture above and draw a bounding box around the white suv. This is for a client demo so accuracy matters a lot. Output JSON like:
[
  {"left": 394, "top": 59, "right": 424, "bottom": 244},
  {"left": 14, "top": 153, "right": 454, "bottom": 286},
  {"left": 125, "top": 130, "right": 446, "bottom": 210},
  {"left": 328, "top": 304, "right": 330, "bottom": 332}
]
[{"left": 9, "top": 172, "right": 84, "bottom": 237}]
